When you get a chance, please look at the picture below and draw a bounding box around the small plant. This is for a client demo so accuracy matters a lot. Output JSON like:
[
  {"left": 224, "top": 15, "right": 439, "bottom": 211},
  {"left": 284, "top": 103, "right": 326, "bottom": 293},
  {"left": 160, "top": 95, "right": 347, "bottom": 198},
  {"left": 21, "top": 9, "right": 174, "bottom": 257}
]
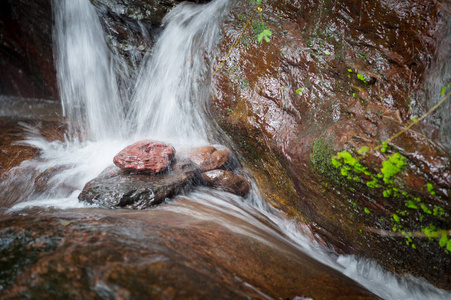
[
  {"left": 357, "top": 73, "right": 367, "bottom": 84},
  {"left": 258, "top": 29, "right": 272, "bottom": 43}
]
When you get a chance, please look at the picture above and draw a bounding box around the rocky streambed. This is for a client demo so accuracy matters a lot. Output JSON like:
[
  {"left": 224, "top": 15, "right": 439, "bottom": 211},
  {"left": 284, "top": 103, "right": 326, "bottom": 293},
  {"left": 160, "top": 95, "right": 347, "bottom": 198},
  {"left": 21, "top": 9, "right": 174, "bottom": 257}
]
[{"left": 0, "top": 0, "right": 451, "bottom": 297}]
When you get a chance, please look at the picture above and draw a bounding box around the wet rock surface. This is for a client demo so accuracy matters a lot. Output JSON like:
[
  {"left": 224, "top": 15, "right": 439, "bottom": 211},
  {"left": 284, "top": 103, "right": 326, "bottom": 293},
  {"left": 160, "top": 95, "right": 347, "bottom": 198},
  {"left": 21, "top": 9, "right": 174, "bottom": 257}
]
[
  {"left": 0, "top": 0, "right": 57, "bottom": 99},
  {"left": 81, "top": 143, "right": 250, "bottom": 208},
  {"left": 0, "top": 207, "right": 377, "bottom": 299},
  {"left": 211, "top": 0, "right": 451, "bottom": 291},
  {"left": 202, "top": 169, "right": 251, "bottom": 197},
  {"left": 113, "top": 140, "right": 176, "bottom": 173},
  {"left": 188, "top": 145, "right": 230, "bottom": 171},
  {"left": 79, "top": 158, "right": 195, "bottom": 209},
  {"left": 0, "top": 118, "right": 68, "bottom": 212}
]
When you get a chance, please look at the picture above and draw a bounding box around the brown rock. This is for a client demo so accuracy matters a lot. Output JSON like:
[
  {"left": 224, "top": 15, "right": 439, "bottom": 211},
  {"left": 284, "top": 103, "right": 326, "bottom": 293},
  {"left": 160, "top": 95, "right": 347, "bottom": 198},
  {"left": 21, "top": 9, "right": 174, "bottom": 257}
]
[
  {"left": 188, "top": 146, "right": 229, "bottom": 172},
  {"left": 113, "top": 140, "right": 175, "bottom": 174},
  {"left": 0, "top": 208, "right": 377, "bottom": 299},
  {"left": 201, "top": 169, "right": 251, "bottom": 197}
]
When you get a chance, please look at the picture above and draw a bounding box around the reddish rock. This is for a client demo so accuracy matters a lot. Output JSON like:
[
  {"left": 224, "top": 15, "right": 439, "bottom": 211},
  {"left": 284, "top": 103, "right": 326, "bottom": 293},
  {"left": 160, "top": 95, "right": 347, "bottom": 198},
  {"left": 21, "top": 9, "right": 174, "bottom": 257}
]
[
  {"left": 113, "top": 140, "right": 175, "bottom": 174},
  {"left": 201, "top": 169, "right": 251, "bottom": 197},
  {"left": 188, "top": 146, "right": 229, "bottom": 171},
  {"left": 0, "top": 209, "right": 377, "bottom": 299}
]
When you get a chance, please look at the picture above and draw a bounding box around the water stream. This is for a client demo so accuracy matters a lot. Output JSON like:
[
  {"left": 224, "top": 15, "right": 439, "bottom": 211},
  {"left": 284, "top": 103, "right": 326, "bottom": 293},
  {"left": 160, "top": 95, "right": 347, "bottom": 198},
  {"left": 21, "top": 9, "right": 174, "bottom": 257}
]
[{"left": 1, "top": 0, "right": 451, "bottom": 299}]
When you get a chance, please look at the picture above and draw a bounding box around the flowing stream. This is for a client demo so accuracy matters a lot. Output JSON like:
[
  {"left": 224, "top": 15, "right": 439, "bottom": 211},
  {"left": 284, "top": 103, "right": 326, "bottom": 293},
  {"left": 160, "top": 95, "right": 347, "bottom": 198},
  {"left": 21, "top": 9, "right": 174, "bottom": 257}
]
[{"left": 1, "top": 0, "right": 451, "bottom": 299}]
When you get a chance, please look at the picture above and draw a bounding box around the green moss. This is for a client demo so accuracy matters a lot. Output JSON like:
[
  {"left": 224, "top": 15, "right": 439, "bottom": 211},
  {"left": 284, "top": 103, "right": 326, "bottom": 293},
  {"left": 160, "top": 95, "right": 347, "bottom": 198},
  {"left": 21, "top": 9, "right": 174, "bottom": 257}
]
[{"left": 311, "top": 138, "right": 346, "bottom": 186}]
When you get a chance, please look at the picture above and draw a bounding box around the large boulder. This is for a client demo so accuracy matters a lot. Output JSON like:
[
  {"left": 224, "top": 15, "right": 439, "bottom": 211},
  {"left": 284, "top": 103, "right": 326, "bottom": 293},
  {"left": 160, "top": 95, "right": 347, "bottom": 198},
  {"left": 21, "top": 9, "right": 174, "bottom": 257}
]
[
  {"left": 211, "top": 0, "right": 451, "bottom": 291},
  {"left": 113, "top": 140, "right": 175, "bottom": 174},
  {"left": 79, "top": 157, "right": 195, "bottom": 209}
]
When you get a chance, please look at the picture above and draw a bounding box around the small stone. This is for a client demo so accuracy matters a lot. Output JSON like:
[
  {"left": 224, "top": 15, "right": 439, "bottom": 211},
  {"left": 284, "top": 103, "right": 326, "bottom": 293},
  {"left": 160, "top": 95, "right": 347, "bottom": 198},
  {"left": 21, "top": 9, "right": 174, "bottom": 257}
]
[
  {"left": 188, "top": 146, "right": 229, "bottom": 172},
  {"left": 201, "top": 169, "right": 251, "bottom": 197},
  {"left": 113, "top": 140, "right": 175, "bottom": 174}
]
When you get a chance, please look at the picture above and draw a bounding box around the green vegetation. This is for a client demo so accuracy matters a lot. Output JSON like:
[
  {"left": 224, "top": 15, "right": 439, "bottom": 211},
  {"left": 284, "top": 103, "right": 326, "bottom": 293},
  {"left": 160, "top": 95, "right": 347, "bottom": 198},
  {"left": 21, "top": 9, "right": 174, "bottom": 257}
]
[{"left": 330, "top": 142, "right": 449, "bottom": 253}]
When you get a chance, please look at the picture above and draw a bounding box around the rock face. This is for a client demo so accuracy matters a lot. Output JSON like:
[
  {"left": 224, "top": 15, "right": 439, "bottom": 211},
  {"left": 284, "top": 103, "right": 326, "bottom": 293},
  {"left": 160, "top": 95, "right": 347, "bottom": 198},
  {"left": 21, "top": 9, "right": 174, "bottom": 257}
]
[
  {"left": 211, "top": 0, "right": 451, "bottom": 291},
  {"left": 0, "top": 0, "right": 57, "bottom": 99},
  {"left": 113, "top": 140, "right": 175, "bottom": 173},
  {"left": 0, "top": 209, "right": 377, "bottom": 299},
  {"left": 188, "top": 145, "right": 229, "bottom": 171},
  {"left": 202, "top": 169, "right": 251, "bottom": 197},
  {"left": 79, "top": 158, "right": 195, "bottom": 209}
]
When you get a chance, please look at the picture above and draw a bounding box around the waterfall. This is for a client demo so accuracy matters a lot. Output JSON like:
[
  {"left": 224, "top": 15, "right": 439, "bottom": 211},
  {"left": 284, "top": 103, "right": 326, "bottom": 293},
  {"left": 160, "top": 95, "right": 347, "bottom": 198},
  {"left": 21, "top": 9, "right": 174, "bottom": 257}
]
[
  {"left": 54, "top": 0, "right": 230, "bottom": 145},
  {"left": 127, "top": 0, "right": 230, "bottom": 145},
  {"left": 2, "top": 0, "right": 451, "bottom": 299},
  {"left": 53, "top": 0, "right": 125, "bottom": 140}
]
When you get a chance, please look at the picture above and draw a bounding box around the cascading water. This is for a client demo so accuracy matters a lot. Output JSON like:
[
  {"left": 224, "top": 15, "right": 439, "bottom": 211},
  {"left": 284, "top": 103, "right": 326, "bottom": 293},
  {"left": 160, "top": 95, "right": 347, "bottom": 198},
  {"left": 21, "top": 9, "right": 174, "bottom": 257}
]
[
  {"left": 127, "top": 1, "right": 230, "bottom": 144},
  {"left": 54, "top": 0, "right": 125, "bottom": 141},
  {"left": 1, "top": 0, "right": 451, "bottom": 299}
]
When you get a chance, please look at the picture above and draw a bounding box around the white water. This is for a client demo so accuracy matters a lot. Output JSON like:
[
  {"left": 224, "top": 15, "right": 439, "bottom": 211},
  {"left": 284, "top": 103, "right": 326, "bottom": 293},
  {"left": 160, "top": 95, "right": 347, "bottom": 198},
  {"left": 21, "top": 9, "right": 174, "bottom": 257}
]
[{"left": 2, "top": 0, "right": 451, "bottom": 299}]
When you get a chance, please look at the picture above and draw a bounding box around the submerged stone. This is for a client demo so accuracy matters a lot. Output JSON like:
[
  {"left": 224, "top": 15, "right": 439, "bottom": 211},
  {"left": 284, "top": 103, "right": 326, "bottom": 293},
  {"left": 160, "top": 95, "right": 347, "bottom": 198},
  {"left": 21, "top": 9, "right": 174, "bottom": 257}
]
[
  {"left": 201, "top": 169, "right": 251, "bottom": 197},
  {"left": 113, "top": 140, "right": 175, "bottom": 174},
  {"left": 188, "top": 146, "right": 229, "bottom": 172},
  {"left": 79, "top": 158, "right": 195, "bottom": 209}
]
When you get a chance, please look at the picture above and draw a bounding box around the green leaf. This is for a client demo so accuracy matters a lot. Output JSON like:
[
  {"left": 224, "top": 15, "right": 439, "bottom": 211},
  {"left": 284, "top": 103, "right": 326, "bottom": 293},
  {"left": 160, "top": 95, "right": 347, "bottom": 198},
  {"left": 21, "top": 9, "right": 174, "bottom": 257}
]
[
  {"left": 441, "top": 86, "right": 447, "bottom": 96},
  {"left": 295, "top": 88, "right": 303, "bottom": 95},
  {"left": 357, "top": 73, "right": 367, "bottom": 84},
  {"left": 406, "top": 200, "right": 417, "bottom": 209},
  {"left": 258, "top": 29, "right": 272, "bottom": 43},
  {"left": 364, "top": 207, "right": 370, "bottom": 214},
  {"left": 347, "top": 69, "right": 353, "bottom": 73},
  {"left": 439, "top": 233, "right": 449, "bottom": 248},
  {"left": 427, "top": 183, "right": 436, "bottom": 196},
  {"left": 392, "top": 214, "right": 400, "bottom": 223}
]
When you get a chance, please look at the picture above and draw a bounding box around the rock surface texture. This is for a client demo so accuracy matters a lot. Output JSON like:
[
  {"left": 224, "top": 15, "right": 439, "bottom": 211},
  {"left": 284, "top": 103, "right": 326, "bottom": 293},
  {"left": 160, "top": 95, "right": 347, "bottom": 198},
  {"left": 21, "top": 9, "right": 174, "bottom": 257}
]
[
  {"left": 202, "top": 169, "right": 251, "bottom": 197},
  {"left": 113, "top": 140, "right": 176, "bottom": 173},
  {"left": 211, "top": 0, "right": 451, "bottom": 291},
  {"left": 79, "top": 158, "right": 195, "bottom": 209},
  {"left": 0, "top": 0, "right": 57, "bottom": 99},
  {"left": 187, "top": 145, "right": 230, "bottom": 171},
  {"left": 81, "top": 142, "right": 249, "bottom": 208},
  {"left": 0, "top": 209, "right": 377, "bottom": 299}
]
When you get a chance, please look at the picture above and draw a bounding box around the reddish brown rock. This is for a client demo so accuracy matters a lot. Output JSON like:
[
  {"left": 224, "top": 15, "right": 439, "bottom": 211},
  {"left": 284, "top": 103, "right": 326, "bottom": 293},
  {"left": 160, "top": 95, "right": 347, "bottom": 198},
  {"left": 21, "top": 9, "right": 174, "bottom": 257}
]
[
  {"left": 188, "top": 146, "right": 229, "bottom": 172},
  {"left": 113, "top": 140, "right": 175, "bottom": 174},
  {"left": 0, "top": 208, "right": 377, "bottom": 299},
  {"left": 211, "top": 0, "right": 451, "bottom": 291},
  {"left": 201, "top": 169, "right": 251, "bottom": 197}
]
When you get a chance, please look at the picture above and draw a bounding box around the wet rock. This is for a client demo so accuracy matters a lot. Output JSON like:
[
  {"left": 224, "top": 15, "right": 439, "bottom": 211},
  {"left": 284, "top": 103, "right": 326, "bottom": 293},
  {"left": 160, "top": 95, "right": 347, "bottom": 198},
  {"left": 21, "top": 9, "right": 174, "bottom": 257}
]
[
  {"left": 79, "top": 158, "right": 195, "bottom": 209},
  {"left": 0, "top": 0, "right": 57, "bottom": 99},
  {"left": 0, "top": 209, "right": 377, "bottom": 299},
  {"left": 188, "top": 146, "right": 229, "bottom": 171},
  {"left": 211, "top": 0, "right": 451, "bottom": 291},
  {"left": 202, "top": 169, "right": 251, "bottom": 197},
  {"left": 113, "top": 140, "right": 175, "bottom": 174}
]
